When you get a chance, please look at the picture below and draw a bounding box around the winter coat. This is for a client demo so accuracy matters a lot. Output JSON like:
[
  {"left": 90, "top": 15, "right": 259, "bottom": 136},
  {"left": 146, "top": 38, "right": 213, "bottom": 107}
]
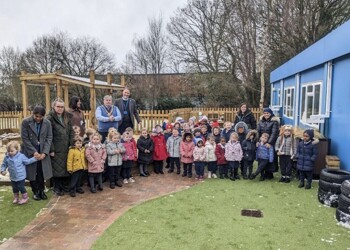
[
  {"left": 296, "top": 140, "right": 318, "bottom": 171},
  {"left": 256, "top": 143, "right": 274, "bottom": 162},
  {"left": 234, "top": 121, "right": 249, "bottom": 144},
  {"left": 210, "top": 132, "right": 221, "bottom": 144},
  {"left": 114, "top": 98, "right": 141, "bottom": 129},
  {"left": 67, "top": 147, "right": 87, "bottom": 173},
  {"left": 68, "top": 108, "right": 85, "bottom": 137},
  {"left": 225, "top": 140, "right": 243, "bottom": 162},
  {"left": 1, "top": 152, "right": 37, "bottom": 181},
  {"left": 193, "top": 146, "right": 206, "bottom": 162},
  {"left": 257, "top": 116, "right": 280, "bottom": 145},
  {"left": 47, "top": 110, "right": 74, "bottom": 177},
  {"left": 85, "top": 144, "right": 107, "bottom": 173},
  {"left": 137, "top": 135, "right": 154, "bottom": 164},
  {"left": 166, "top": 135, "right": 181, "bottom": 158},
  {"left": 164, "top": 132, "right": 172, "bottom": 142},
  {"left": 107, "top": 141, "right": 126, "bottom": 166},
  {"left": 275, "top": 135, "right": 297, "bottom": 157},
  {"left": 221, "top": 128, "right": 234, "bottom": 142},
  {"left": 242, "top": 130, "right": 258, "bottom": 162},
  {"left": 205, "top": 141, "right": 217, "bottom": 162},
  {"left": 180, "top": 140, "right": 195, "bottom": 164},
  {"left": 21, "top": 116, "right": 53, "bottom": 181},
  {"left": 234, "top": 110, "right": 257, "bottom": 129},
  {"left": 215, "top": 144, "right": 227, "bottom": 165},
  {"left": 122, "top": 140, "right": 137, "bottom": 162},
  {"left": 151, "top": 134, "right": 168, "bottom": 161}
]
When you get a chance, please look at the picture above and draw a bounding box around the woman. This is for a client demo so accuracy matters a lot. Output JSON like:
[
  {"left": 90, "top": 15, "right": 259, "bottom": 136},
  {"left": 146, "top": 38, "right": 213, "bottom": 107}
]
[
  {"left": 234, "top": 103, "right": 257, "bottom": 130},
  {"left": 47, "top": 98, "right": 74, "bottom": 195},
  {"left": 68, "top": 96, "right": 85, "bottom": 137},
  {"left": 21, "top": 105, "right": 53, "bottom": 201}
]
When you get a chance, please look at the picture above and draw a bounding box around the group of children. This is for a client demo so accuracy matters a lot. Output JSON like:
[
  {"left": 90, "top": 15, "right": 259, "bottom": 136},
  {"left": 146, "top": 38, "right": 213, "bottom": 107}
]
[{"left": 1, "top": 118, "right": 318, "bottom": 204}]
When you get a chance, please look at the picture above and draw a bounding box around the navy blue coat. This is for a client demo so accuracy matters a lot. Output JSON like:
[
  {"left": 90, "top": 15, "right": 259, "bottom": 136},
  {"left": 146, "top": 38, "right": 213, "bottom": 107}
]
[
  {"left": 137, "top": 135, "right": 154, "bottom": 164},
  {"left": 296, "top": 140, "right": 318, "bottom": 171}
]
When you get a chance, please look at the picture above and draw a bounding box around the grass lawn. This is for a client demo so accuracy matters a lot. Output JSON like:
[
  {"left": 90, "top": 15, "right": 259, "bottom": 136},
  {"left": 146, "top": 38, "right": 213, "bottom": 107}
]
[
  {"left": 92, "top": 177, "right": 350, "bottom": 250},
  {"left": 0, "top": 186, "right": 51, "bottom": 244}
]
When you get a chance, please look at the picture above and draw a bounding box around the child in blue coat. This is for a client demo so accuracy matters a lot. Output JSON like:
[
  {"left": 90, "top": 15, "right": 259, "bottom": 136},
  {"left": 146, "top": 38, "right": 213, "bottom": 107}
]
[{"left": 1, "top": 141, "right": 38, "bottom": 204}]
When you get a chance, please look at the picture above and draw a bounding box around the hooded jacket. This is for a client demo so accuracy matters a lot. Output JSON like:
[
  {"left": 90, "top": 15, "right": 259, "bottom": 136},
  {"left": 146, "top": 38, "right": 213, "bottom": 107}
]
[
  {"left": 257, "top": 115, "right": 280, "bottom": 145},
  {"left": 193, "top": 140, "right": 206, "bottom": 162},
  {"left": 1, "top": 152, "right": 37, "bottom": 181},
  {"left": 256, "top": 142, "right": 274, "bottom": 162},
  {"left": 215, "top": 143, "right": 227, "bottom": 165},
  {"left": 205, "top": 141, "right": 217, "bottom": 162},
  {"left": 67, "top": 147, "right": 87, "bottom": 173},
  {"left": 137, "top": 135, "right": 154, "bottom": 164},
  {"left": 107, "top": 141, "right": 126, "bottom": 166},
  {"left": 234, "top": 121, "right": 249, "bottom": 144},
  {"left": 180, "top": 140, "right": 195, "bottom": 164},
  {"left": 296, "top": 138, "right": 318, "bottom": 171},
  {"left": 166, "top": 135, "right": 181, "bottom": 158},
  {"left": 225, "top": 140, "right": 243, "bottom": 162},
  {"left": 242, "top": 130, "right": 258, "bottom": 162},
  {"left": 85, "top": 144, "right": 107, "bottom": 173},
  {"left": 151, "top": 133, "right": 168, "bottom": 161},
  {"left": 234, "top": 109, "right": 257, "bottom": 129}
]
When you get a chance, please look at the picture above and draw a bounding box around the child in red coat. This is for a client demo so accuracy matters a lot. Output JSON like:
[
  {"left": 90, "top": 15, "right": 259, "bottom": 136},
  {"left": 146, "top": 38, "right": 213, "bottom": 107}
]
[
  {"left": 151, "top": 125, "right": 168, "bottom": 174},
  {"left": 215, "top": 137, "right": 228, "bottom": 179}
]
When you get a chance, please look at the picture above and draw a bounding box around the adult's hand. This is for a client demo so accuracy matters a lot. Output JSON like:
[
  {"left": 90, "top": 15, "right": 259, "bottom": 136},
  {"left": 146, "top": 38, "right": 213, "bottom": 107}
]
[
  {"left": 266, "top": 143, "right": 271, "bottom": 148},
  {"left": 109, "top": 116, "right": 115, "bottom": 121},
  {"left": 49, "top": 152, "right": 55, "bottom": 157},
  {"left": 40, "top": 153, "right": 46, "bottom": 160}
]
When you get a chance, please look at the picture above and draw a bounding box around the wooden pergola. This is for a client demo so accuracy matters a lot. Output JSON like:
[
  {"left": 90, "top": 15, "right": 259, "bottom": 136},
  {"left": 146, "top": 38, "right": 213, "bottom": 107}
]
[{"left": 19, "top": 70, "right": 125, "bottom": 127}]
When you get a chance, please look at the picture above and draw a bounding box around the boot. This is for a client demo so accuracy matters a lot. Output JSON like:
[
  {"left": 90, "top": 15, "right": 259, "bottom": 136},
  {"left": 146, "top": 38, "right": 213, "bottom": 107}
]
[
  {"left": 176, "top": 167, "right": 181, "bottom": 175},
  {"left": 305, "top": 183, "right": 311, "bottom": 189},
  {"left": 284, "top": 177, "right": 291, "bottom": 183},
  {"left": 39, "top": 190, "right": 48, "bottom": 200},
  {"left": 18, "top": 193, "right": 29, "bottom": 205},
  {"left": 249, "top": 173, "right": 256, "bottom": 180},
  {"left": 208, "top": 171, "right": 212, "bottom": 179},
  {"left": 243, "top": 175, "right": 248, "bottom": 180},
  {"left": 298, "top": 181, "right": 305, "bottom": 188},
  {"left": 279, "top": 176, "right": 286, "bottom": 182},
  {"left": 33, "top": 191, "right": 41, "bottom": 201},
  {"left": 12, "top": 193, "right": 19, "bottom": 204},
  {"left": 219, "top": 174, "right": 224, "bottom": 179},
  {"left": 188, "top": 170, "right": 192, "bottom": 178},
  {"left": 234, "top": 169, "right": 240, "bottom": 180},
  {"left": 182, "top": 165, "right": 187, "bottom": 177}
]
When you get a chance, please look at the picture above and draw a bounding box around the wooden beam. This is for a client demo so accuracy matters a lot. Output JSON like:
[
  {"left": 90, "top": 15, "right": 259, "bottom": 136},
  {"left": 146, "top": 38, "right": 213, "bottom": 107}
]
[
  {"left": 56, "top": 79, "right": 62, "bottom": 98},
  {"left": 45, "top": 82, "right": 51, "bottom": 114},
  {"left": 107, "top": 72, "right": 112, "bottom": 94},
  {"left": 64, "top": 84, "right": 69, "bottom": 108},
  {"left": 89, "top": 70, "right": 96, "bottom": 129},
  {"left": 21, "top": 71, "right": 28, "bottom": 118},
  {"left": 121, "top": 74, "right": 126, "bottom": 86}
]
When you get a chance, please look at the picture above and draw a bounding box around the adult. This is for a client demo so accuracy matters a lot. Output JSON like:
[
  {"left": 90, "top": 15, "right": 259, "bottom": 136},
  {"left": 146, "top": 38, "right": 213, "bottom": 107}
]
[
  {"left": 68, "top": 96, "right": 85, "bottom": 137},
  {"left": 257, "top": 107, "right": 280, "bottom": 179},
  {"left": 234, "top": 103, "right": 257, "bottom": 130},
  {"left": 47, "top": 98, "right": 74, "bottom": 195},
  {"left": 114, "top": 88, "right": 141, "bottom": 134},
  {"left": 21, "top": 105, "right": 53, "bottom": 201},
  {"left": 96, "top": 95, "right": 122, "bottom": 143}
]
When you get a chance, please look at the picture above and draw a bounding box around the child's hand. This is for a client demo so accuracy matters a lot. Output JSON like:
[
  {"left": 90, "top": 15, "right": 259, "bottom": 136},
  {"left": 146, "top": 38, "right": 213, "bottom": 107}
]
[{"left": 1, "top": 171, "right": 6, "bottom": 176}]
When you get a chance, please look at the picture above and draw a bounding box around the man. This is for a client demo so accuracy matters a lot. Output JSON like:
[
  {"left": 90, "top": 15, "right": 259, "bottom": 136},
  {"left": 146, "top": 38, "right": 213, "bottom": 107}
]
[{"left": 114, "top": 88, "right": 141, "bottom": 134}]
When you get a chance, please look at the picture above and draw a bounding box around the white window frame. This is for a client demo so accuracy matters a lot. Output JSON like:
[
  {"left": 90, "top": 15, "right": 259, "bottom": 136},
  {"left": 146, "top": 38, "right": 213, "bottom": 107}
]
[
  {"left": 272, "top": 88, "right": 281, "bottom": 106},
  {"left": 283, "top": 87, "right": 294, "bottom": 118},
  {"left": 300, "top": 81, "right": 322, "bottom": 127}
]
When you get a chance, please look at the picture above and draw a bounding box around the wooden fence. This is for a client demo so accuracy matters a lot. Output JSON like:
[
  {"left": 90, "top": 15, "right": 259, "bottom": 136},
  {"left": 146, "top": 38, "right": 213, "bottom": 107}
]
[{"left": 0, "top": 108, "right": 262, "bottom": 133}]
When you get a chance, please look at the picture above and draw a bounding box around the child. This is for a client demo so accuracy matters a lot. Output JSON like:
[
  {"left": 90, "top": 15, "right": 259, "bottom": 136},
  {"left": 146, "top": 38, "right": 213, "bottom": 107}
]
[
  {"left": 166, "top": 128, "right": 182, "bottom": 174},
  {"left": 163, "top": 124, "right": 173, "bottom": 169},
  {"left": 137, "top": 128, "right": 154, "bottom": 177},
  {"left": 83, "top": 127, "right": 96, "bottom": 147},
  {"left": 122, "top": 132, "right": 137, "bottom": 183},
  {"left": 215, "top": 137, "right": 228, "bottom": 179},
  {"left": 173, "top": 122, "right": 182, "bottom": 136},
  {"left": 123, "top": 127, "right": 137, "bottom": 178},
  {"left": 275, "top": 125, "right": 297, "bottom": 183},
  {"left": 72, "top": 125, "right": 81, "bottom": 136},
  {"left": 295, "top": 129, "right": 318, "bottom": 189},
  {"left": 211, "top": 126, "right": 221, "bottom": 144},
  {"left": 200, "top": 125, "right": 210, "bottom": 141},
  {"left": 193, "top": 138, "right": 207, "bottom": 180},
  {"left": 250, "top": 133, "right": 274, "bottom": 181},
  {"left": 234, "top": 121, "right": 248, "bottom": 178},
  {"left": 242, "top": 130, "right": 258, "bottom": 179},
  {"left": 151, "top": 125, "right": 168, "bottom": 174},
  {"left": 205, "top": 135, "right": 217, "bottom": 178},
  {"left": 182, "top": 123, "right": 191, "bottom": 134},
  {"left": 85, "top": 132, "right": 107, "bottom": 193},
  {"left": 225, "top": 132, "right": 243, "bottom": 181},
  {"left": 67, "top": 136, "right": 86, "bottom": 197},
  {"left": 221, "top": 121, "right": 234, "bottom": 142},
  {"left": 1, "top": 141, "right": 38, "bottom": 204},
  {"left": 193, "top": 128, "right": 205, "bottom": 144},
  {"left": 106, "top": 132, "right": 125, "bottom": 188},
  {"left": 180, "top": 132, "right": 195, "bottom": 177}
]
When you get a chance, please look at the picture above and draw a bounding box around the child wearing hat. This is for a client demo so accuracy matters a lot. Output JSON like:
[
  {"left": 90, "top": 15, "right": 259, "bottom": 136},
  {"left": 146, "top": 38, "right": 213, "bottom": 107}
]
[{"left": 295, "top": 129, "right": 318, "bottom": 189}]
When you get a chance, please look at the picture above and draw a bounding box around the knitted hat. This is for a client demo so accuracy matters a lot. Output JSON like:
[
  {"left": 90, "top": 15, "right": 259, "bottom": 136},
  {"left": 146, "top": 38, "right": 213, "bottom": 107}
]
[
  {"left": 304, "top": 129, "right": 314, "bottom": 140},
  {"left": 166, "top": 124, "right": 173, "bottom": 130},
  {"left": 263, "top": 108, "right": 274, "bottom": 116},
  {"left": 195, "top": 138, "right": 204, "bottom": 145}
]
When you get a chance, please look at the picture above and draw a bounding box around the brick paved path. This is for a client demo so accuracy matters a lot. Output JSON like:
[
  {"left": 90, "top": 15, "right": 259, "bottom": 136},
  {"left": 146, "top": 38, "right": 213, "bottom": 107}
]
[{"left": 0, "top": 173, "right": 197, "bottom": 250}]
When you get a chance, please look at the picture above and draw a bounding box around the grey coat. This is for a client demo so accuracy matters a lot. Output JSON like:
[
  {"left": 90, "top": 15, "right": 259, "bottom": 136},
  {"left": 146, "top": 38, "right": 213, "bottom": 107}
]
[
  {"left": 106, "top": 141, "right": 126, "bottom": 166},
  {"left": 47, "top": 110, "right": 74, "bottom": 177},
  {"left": 114, "top": 98, "right": 141, "bottom": 128},
  {"left": 21, "top": 116, "right": 53, "bottom": 181}
]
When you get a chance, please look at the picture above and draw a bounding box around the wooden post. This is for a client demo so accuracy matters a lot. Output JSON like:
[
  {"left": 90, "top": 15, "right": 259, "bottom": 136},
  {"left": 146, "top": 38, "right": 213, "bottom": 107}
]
[
  {"left": 89, "top": 70, "right": 96, "bottom": 128},
  {"left": 45, "top": 82, "right": 51, "bottom": 113},
  {"left": 21, "top": 71, "right": 28, "bottom": 118},
  {"left": 56, "top": 79, "right": 62, "bottom": 99},
  {"left": 107, "top": 72, "right": 113, "bottom": 94},
  {"left": 121, "top": 74, "right": 125, "bottom": 86},
  {"left": 64, "top": 84, "right": 69, "bottom": 108}
]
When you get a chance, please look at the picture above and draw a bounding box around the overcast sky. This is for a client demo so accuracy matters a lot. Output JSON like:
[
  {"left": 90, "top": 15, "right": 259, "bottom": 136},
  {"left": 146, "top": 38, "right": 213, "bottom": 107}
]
[{"left": 0, "top": 0, "right": 188, "bottom": 65}]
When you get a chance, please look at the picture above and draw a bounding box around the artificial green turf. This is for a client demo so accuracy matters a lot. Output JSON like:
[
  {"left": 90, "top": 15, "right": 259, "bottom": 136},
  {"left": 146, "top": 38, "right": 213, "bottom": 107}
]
[
  {"left": 0, "top": 186, "right": 51, "bottom": 244},
  {"left": 92, "top": 178, "right": 350, "bottom": 250}
]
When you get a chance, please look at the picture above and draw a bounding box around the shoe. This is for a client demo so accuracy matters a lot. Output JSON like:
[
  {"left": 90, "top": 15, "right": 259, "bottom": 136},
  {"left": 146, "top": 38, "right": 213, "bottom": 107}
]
[
  {"left": 62, "top": 186, "right": 70, "bottom": 193},
  {"left": 305, "top": 183, "right": 311, "bottom": 189},
  {"left": 154, "top": 171, "right": 159, "bottom": 174},
  {"left": 182, "top": 173, "right": 187, "bottom": 177},
  {"left": 168, "top": 169, "right": 174, "bottom": 173},
  {"left": 33, "top": 192, "right": 41, "bottom": 201},
  {"left": 219, "top": 174, "right": 224, "bottom": 179},
  {"left": 195, "top": 176, "right": 199, "bottom": 180},
  {"left": 53, "top": 189, "right": 64, "bottom": 196},
  {"left": 176, "top": 169, "right": 181, "bottom": 175},
  {"left": 145, "top": 171, "right": 150, "bottom": 176},
  {"left": 224, "top": 175, "right": 230, "bottom": 179},
  {"left": 298, "top": 182, "right": 304, "bottom": 188},
  {"left": 284, "top": 178, "right": 291, "bottom": 183},
  {"left": 230, "top": 176, "right": 236, "bottom": 181},
  {"left": 159, "top": 170, "right": 164, "bottom": 174},
  {"left": 235, "top": 175, "right": 240, "bottom": 180},
  {"left": 70, "top": 192, "right": 76, "bottom": 197},
  {"left": 279, "top": 177, "right": 286, "bottom": 183},
  {"left": 250, "top": 174, "right": 256, "bottom": 180},
  {"left": 200, "top": 176, "right": 204, "bottom": 180},
  {"left": 259, "top": 176, "right": 265, "bottom": 181},
  {"left": 212, "top": 173, "right": 217, "bottom": 179},
  {"left": 13, "top": 193, "right": 19, "bottom": 204},
  {"left": 208, "top": 171, "right": 212, "bottom": 179},
  {"left": 140, "top": 173, "right": 147, "bottom": 177},
  {"left": 123, "top": 179, "right": 129, "bottom": 184},
  {"left": 76, "top": 188, "right": 85, "bottom": 194},
  {"left": 165, "top": 164, "right": 170, "bottom": 169},
  {"left": 18, "top": 193, "right": 29, "bottom": 205},
  {"left": 90, "top": 188, "right": 97, "bottom": 193},
  {"left": 188, "top": 174, "right": 192, "bottom": 178},
  {"left": 116, "top": 180, "right": 123, "bottom": 187},
  {"left": 97, "top": 185, "right": 103, "bottom": 191},
  {"left": 110, "top": 184, "right": 116, "bottom": 189},
  {"left": 128, "top": 177, "right": 135, "bottom": 183},
  {"left": 39, "top": 190, "right": 48, "bottom": 200},
  {"left": 243, "top": 175, "right": 248, "bottom": 180}
]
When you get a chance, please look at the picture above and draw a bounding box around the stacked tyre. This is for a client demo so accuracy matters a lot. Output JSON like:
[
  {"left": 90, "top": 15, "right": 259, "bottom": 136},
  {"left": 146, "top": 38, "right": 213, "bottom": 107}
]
[
  {"left": 318, "top": 169, "right": 350, "bottom": 207},
  {"left": 336, "top": 180, "right": 350, "bottom": 224}
]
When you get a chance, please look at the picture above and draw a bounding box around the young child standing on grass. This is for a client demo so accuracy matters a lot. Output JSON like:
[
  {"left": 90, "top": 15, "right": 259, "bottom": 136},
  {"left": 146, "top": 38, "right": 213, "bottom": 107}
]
[
  {"left": 166, "top": 128, "right": 182, "bottom": 174},
  {"left": 106, "top": 132, "right": 125, "bottom": 188},
  {"left": 215, "top": 137, "right": 228, "bottom": 179},
  {"left": 137, "top": 128, "right": 154, "bottom": 177},
  {"left": 205, "top": 135, "right": 217, "bottom": 178},
  {"left": 250, "top": 133, "right": 274, "bottom": 181},
  {"left": 122, "top": 132, "right": 137, "bottom": 183},
  {"left": 1, "top": 141, "right": 38, "bottom": 204},
  {"left": 225, "top": 132, "right": 243, "bottom": 181},
  {"left": 67, "top": 136, "right": 86, "bottom": 197},
  {"left": 151, "top": 125, "right": 168, "bottom": 174},
  {"left": 295, "top": 129, "right": 318, "bottom": 189},
  {"left": 242, "top": 130, "right": 258, "bottom": 179},
  {"left": 193, "top": 139, "right": 207, "bottom": 180},
  {"left": 275, "top": 125, "right": 297, "bottom": 183},
  {"left": 180, "top": 132, "right": 195, "bottom": 178},
  {"left": 85, "top": 132, "right": 107, "bottom": 193}
]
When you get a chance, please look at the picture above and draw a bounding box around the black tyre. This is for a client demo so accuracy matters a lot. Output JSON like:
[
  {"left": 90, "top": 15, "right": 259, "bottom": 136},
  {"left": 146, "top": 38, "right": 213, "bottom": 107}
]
[
  {"left": 317, "top": 188, "right": 339, "bottom": 207},
  {"left": 341, "top": 180, "right": 350, "bottom": 197},
  {"left": 336, "top": 208, "right": 350, "bottom": 224},
  {"left": 338, "top": 194, "right": 350, "bottom": 214},
  {"left": 318, "top": 179, "right": 342, "bottom": 194},
  {"left": 320, "top": 168, "right": 350, "bottom": 184}
]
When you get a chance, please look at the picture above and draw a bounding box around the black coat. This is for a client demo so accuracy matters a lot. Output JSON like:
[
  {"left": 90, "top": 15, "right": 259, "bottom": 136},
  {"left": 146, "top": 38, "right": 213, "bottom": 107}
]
[
  {"left": 257, "top": 116, "right": 280, "bottom": 145},
  {"left": 296, "top": 140, "right": 318, "bottom": 172},
  {"left": 234, "top": 110, "right": 257, "bottom": 129},
  {"left": 137, "top": 135, "right": 154, "bottom": 164},
  {"left": 241, "top": 130, "right": 258, "bottom": 162}
]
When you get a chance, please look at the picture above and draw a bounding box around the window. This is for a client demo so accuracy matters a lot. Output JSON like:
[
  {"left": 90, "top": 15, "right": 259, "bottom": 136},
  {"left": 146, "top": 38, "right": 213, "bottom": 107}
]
[
  {"left": 283, "top": 87, "right": 294, "bottom": 118},
  {"left": 301, "top": 82, "right": 322, "bottom": 124},
  {"left": 272, "top": 89, "right": 281, "bottom": 106}
]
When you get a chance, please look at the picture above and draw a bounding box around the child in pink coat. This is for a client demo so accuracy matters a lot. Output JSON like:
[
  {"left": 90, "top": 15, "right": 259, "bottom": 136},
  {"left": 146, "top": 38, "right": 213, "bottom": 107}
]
[
  {"left": 225, "top": 132, "right": 243, "bottom": 181},
  {"left": 180, "top": 132, "right": 195, "bottom": 178},
  {"left": 193, "top": 138, "right": 207, "bottom": 180},
  {"left": 122, "top": 132, "right": 137, "bottom": 183}
]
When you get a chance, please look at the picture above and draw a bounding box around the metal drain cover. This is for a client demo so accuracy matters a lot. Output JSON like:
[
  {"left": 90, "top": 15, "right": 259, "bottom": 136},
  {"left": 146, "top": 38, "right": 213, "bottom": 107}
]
[{"left": 241, "top": 209, "right": 263, "bottom": 218}]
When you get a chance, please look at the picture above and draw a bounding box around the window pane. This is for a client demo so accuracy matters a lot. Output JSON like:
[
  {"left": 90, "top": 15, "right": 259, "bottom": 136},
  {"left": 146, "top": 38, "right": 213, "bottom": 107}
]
[
  {"left": 307, "top": 96, "right": 313, "bottom": 118},
  {"left": 314, "top": 85, "right": 320, "bottom": 115},
  {"left": 307, "top": 85, "right": 313, "bottom": 92},
  {"left": 291, "top": 89, "right": 294, "bottom": 117},
  {"left": 301, "top": 87, "right": 306, "bottom": 121}
]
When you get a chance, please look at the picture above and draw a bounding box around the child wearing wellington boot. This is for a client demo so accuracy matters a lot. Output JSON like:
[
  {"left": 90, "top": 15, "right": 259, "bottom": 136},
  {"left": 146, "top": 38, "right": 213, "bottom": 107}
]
[
  {"left": 205, "top": 135, "right": 217, "bottom": 178},
  {"left": 107, "top": 132, "right": 126, "bottom": 188},
  {"left": 180, "top": 132, "right": 195, "bottom": 178},
  {"left": 275, "top": 125, "right": 297, "bottom": 183},
  {"left": 193, "top": 139, "right": 206, "bottom": 180},
  {"left": 225, "top": 132, "right": 243, "bottom": 181},
  {"left": 137, "top": 128, "right": 154, "bottom": 177},
  {"left": 1, "top": 141, "right": 38, "bottom": 204},
  {"left": 295, "top": 129, "right": 318, "bottom": 189},
  {"left": 242, "top": 130, "right": 258, "bottom": 179}
]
